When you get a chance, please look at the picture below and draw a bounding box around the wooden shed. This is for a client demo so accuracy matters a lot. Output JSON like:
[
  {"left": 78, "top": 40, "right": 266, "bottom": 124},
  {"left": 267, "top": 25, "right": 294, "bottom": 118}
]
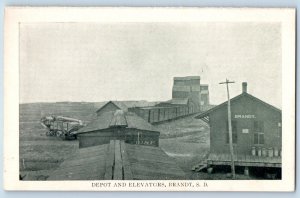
[
  {"left": 195, "top": 82, "right": 282, "bottom": 168},
  {"left": 47, "top": 140, "right": 186, "bottom": 180},
  {"left": 96, "top": 101, "right": 128, "bottom": 117},
  {"left": 157, "top": 98, "right": 198, "bottom": 114},
  {"left": 75, "top": 110, "right": 160, "bottom": 148}
]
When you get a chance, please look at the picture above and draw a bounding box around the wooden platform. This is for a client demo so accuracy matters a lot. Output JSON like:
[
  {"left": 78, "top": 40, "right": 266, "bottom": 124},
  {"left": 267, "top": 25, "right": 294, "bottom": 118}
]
[
  {"left": 48, "top": 140, "right": 185, "bottom": 180},
  {"left": 207, "top": 153, "right": 281, "bottom": 168}
]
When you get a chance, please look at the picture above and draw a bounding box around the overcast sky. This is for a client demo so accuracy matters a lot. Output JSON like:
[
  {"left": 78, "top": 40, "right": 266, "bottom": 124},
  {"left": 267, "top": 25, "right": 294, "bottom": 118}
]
[{"left": 20, "top": 22, "right": 281, "bottom": 108}]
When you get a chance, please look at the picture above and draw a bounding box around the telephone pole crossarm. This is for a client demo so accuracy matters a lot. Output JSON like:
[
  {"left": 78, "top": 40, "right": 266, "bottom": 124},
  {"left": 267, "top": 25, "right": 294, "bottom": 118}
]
[{"left": 219, "top": 80, "right": 235, "bottom": 85}]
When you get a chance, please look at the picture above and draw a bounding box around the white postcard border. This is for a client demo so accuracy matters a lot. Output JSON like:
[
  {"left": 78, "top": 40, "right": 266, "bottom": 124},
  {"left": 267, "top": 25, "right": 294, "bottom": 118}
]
[{"left": 4, "top": 7, "right": 295, "bottom": 191}]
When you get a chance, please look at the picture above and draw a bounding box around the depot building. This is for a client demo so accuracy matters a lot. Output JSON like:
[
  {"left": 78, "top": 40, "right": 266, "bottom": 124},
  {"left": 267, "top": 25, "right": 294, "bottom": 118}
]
[{"left": 195, "top": 82, "right": 282, "bottom": 168}]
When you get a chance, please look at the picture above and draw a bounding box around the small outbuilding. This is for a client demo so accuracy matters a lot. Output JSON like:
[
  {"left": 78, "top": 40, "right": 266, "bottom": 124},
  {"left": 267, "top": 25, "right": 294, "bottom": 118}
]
[
  {"left": 75, "top": 109, "right": 160, "bottom": 148},
  {"left": 48, "top": 108, "right": 186, "bottom": 180},
  {"left": 195, "top": 82, "right": 282, "bottom": 169},
  {"left": 48, "top": 109, "right": 186, "bottom": 180},
  {"left": 95, "top": 101, "right": 128, "bottom": 117},
  {"left": 156, "top": 98, "right": 198, "bottom": 114}
]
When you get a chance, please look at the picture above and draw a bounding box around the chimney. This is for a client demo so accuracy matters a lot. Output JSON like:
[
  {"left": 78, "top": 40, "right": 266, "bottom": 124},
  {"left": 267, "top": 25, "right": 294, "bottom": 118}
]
[{"left": 242, "top": 82, "right": 247, "bottom": 93}]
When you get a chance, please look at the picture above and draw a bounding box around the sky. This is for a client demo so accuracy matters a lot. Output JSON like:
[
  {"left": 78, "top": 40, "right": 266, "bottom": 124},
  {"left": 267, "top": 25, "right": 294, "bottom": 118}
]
[{"left": 20, "top": 22, "right": 282, "bottom": 108}]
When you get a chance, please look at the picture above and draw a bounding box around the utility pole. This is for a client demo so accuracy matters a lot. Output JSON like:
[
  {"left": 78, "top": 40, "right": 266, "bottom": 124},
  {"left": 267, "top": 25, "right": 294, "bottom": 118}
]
[{"left": 219, "top": 79, "right": 235, "bottom": 179}]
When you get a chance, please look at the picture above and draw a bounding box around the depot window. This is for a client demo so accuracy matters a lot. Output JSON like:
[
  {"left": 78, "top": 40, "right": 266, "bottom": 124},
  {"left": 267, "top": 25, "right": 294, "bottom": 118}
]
[{"left": 254, "top": 121, "right": 264, "bottom": 144}]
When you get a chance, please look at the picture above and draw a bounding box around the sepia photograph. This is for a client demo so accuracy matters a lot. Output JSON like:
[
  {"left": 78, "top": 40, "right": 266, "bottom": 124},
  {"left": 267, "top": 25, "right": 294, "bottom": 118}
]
[{"left": 4, "top": 7, "right": 295, "bottom": 191}]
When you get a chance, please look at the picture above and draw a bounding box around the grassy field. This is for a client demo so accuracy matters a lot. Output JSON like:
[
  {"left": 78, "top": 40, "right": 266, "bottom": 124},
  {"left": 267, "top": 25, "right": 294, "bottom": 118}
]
[
  {"left": 19, "top": 121, "right": 78, "bottom": 180},
  {"left": 20, "top": 102, "right": 97, "bottom": 180}
]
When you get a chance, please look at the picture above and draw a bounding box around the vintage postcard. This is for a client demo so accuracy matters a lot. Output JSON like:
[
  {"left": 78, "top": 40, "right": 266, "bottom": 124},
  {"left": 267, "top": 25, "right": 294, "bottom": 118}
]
[{"left": 4, "top": 7, "right": 295, "bottom": 191}]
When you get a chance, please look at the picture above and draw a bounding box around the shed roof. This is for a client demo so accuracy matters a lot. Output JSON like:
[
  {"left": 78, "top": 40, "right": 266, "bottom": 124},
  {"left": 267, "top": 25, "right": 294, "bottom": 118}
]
[
  {"left": 96, "top": 101, "right": 128, "bottom": 113},
  {"left": 76, "top": 110, "right": 158, "bottom": 134},
  {"left": 109, "top": 110, "right": 127, "bottom": 127},
  {"left": 195, "top": 92, "right": 281, "bottom": 122},
  {"left": 138, "top": 106, "right": 175, "bottom": 109},
  {"left": 165, "top": 98, "right": 189, "bottom": 105},
  {"left": 47, "top": 140, "right": 186, "bottom": 180}
]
